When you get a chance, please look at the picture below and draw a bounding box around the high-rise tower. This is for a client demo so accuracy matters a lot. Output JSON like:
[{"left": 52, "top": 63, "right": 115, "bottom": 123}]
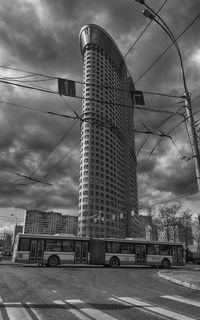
[{"left": 78, "top": 24, "right": 138, "bottom": 238}]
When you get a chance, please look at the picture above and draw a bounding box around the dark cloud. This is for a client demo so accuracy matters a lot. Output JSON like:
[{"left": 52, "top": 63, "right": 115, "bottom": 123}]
[{"left": 0, "top": 0, "right": 199, "bottom": 218}]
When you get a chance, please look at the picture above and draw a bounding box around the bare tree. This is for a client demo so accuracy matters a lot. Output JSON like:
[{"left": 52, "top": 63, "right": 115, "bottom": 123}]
[
  {"left": 152, "top": 202, "right": 181, "bottom": 241},
  {"left": 193, "top": 215, "right": 200, "bottom": 251}
]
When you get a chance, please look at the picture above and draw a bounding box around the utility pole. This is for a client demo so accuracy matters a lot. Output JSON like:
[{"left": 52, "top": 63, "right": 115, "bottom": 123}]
[{"left": 135, "top": 0, "right": 200, "bottom": 192}]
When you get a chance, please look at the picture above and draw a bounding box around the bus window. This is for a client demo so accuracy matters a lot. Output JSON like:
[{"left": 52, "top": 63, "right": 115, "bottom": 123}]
[
  {"left": 120, "top": 243, "right": 134, "bottom": 254},
  {"left": 19, "top": 238, "right": 30, "bottom": 251},
  {"left": 112, "top": 242, "right": 120, "bottom": 253},
  {"left": 63, "top": 240, "right": 74, "bottom": 252},
  {"left": 106, "top": 241, "right": 112, "bottom": 253},
  {"left": 160, "top": 244, "right": 171, "bottom": 255},
  {"left": 46, "top": 240, "right": 62, "bottom": 252},
  {"left": 147, "top": 244, "right": 159, "bottom": 255}
]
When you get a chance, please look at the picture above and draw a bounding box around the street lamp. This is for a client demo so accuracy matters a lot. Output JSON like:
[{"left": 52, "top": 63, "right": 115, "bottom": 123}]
[
  {"left": 10, "top": 213, "right": 18, "bottom": 226},
  {"left": 10, "top": 213, "right": 18, "bottom": 251},
  {"left": 135, "top": 0, "right": 200, "bottom": 192}
]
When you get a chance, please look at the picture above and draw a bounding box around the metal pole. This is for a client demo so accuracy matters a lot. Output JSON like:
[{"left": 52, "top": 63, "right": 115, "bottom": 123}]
[
  {"left": 136, "top": 0, "right": 200, "bottom": 192},
  {"left": 184, "top": 92, "right": 200, "bottom": 191}
]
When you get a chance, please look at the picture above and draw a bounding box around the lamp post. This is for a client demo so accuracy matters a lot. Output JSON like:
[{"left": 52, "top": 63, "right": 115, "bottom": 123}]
[
  {"left": 135, "top": 0, "right": 200, "bottom": 192},
  {"left": 10, "top": 213, "right": 18, "bottom": 251},
  {"left": 11, "top": 213, "right": 18, "bottom": 226}
]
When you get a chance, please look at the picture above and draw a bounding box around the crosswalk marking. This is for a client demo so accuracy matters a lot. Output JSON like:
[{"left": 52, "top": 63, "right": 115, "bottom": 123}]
[
  {"left": 0, "top": 296, "right": 4, "bottom": 320},
  {"left": 0, "top": 294, "right": 200, "bottom": 320},
  {"left": 65, "top": 299, "right": 119, "bottom": 320},
  {"left": 26, "top": 302, "right": 43, "bottom": 320},
  {"left": 162, "top": 295, "right": 200, "bottom": 308},
  {"left": 110, "top": 297, "right": 197, "bottom": 320},
  {"left": 54, "top": 300, "right": 91, "bottom": 320},
  {"left": 5, "top": 303, "right": 34, "bottom": 320}
]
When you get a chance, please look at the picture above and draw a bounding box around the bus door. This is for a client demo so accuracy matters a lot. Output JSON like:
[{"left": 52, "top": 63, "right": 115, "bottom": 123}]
[
  {"left": 29, "top": 240, "right": 37, "bottom": 263},
  {"left": 135, "top": 244, "right": 147, "bottom": 265},
  {"left": 74, "top": 241, "right": 88, "bottom": 264},
  {"left": 172, "top": 246, "right": 184, "bottom": 265},
  {"left": 37, "top": 240, "right": 45, "bottom": 265},
  {"left": 29, "top": 239, "right": 44, "bottom": 264}
]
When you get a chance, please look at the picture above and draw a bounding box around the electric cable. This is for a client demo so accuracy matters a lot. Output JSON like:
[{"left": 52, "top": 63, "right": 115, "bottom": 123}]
[
  {"left": 39, "top": 140, "right": 80, "bottom": 182},
  {"left": 29, "top": 119, "right": 79, "bottom": 179},
  {"left": 135, "top": 13, "right": 200, "bottom": 84},
  {"left": 124, "top": 0, "right": 168, "bottom": 58},
  {"left": 139, "top": 188, "right": 200, "bottom": 210},
  {"left": 0, "top": 99, "right": 79, "bottom": 120}
]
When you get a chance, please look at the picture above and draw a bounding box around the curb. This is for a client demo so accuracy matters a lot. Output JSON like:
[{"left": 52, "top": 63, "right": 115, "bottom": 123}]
[{"left": 158, "top": 271, "right": 200, "bottom": 291}]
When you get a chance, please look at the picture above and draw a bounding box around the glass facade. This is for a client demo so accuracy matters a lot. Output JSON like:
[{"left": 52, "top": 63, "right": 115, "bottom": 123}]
[{"left": 78, "top": 24, "right": 138, "bottom": 238}]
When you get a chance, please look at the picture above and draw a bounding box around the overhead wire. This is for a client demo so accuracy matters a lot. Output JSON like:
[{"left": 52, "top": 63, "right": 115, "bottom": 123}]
[
  {"left": 138, "top": 112, "right": 191, "bottom": 170},
  {"left": 124, "top": 0, "right": 168, "bottom": 58},
  {"left": 29, "top": 119, "right": 79, "bottom": 179},
  {"left": 136, "top": 106, "right": 184, "bottom": 155},
  {"left": 39, "top": 140, "right": 80, "bottom": 182},
  {"left": 0, "top": 78, "right": 57, "bottom": 95},
  {"left": 0, "top": 98, "right": 79, "bottom": 120},
  {"left": 135, "top": 12, "right": 200, "bottom": 84},
  {"left": 0, "top": 65, "right": 56, "bottom": 80},
  {"left": 139, "top": 188, "right": 200, "bottom": 210},
  {"left": 0, "top": 167, "right": 53, "bottom": 186}
]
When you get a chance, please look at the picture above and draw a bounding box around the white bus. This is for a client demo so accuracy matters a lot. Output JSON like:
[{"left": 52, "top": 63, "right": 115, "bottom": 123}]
[{"left": 12, "top": 233, "right": 185, "bottom": 268}]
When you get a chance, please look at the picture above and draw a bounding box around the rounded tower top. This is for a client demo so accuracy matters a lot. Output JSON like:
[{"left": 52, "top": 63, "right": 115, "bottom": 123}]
[{"left": 79, "top": 24, "right": 126, "bottom": 74}]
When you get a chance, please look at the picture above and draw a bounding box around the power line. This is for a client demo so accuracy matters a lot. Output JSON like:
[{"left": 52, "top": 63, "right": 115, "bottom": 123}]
[
  {"left": 135, "top": 13, "right": 200, "bottom": 84},
  {"left": 0, "top": 99, "right": 79, "bottom": 120},
  {"left": 40, "top": 141, "right": 80, "bottom": 182},
  {"left": 29, "top": 119, "right": 79, "bottom": 179},
  {"left": 136, "top": 104, "right": 185, "bottom": 155},
  {"left": 139, "top": 189, "right": 200, "bottom": 210},
  {"left": 0, "top": 64, "right": 186, "bottom": 100},
  {"left": 0, "top": 167, "right": 53, "bottom": 186},
  {"left": 138, "top": 112, "right": 190, "bottom": 170},
  {"left": 134, "top": 104, "right": 185, "bottom": 115},
  {"left": 0, "top": 79, "right": 57, "bottom": 95},
  {"left": 0, "top": 65, "right": 55, "bottom": 80},
  {"left": 142, "top": 91, "right": 182, "bottom": 99},
  {"left": 124, "top": 0, "right": 168, "bottom": 58}
]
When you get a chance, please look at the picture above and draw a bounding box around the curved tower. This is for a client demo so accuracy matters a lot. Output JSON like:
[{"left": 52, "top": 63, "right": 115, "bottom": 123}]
[{"left": 78, "top": 24, "right": 138, "bottom": 238}]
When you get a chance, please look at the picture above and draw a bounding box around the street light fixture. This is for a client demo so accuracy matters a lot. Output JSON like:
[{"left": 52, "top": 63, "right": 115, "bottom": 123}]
[
  {"left": 10, "top": 213, "right": 18, "bottom": 225},
  {"left": 135, "top": 0, "right": 200, "bottom": 191}
]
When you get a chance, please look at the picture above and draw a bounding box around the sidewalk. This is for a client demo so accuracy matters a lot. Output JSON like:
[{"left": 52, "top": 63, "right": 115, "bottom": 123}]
[{"left": 158, "top": 265, "right": 200, "bottom": 291}]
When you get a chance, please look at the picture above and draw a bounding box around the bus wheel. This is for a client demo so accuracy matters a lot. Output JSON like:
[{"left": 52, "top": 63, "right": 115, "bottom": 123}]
[
  {"left": 48, "top": 255, "right": 59, "bottom": 267},
  {"left": 162, "top": 258, "right": 170, "bottom": 269},
  {"left": 109, "top": 256, "right": 120, "bottom": 268}
]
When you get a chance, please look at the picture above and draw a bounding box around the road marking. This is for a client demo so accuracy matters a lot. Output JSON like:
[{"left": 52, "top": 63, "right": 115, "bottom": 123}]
[
  {"left": 54, "top": 300, "right": 91, "bottom": 320},
  {"left": 66, "top": 299, "right": 119, "bottom": 320},
  {"left": 0, "top": 296, "right": 4, "bottom": 320},
  {"left": 5, "top": 303, "right": 35, "bottom": 320},
  {"left": 113, "top": 297, "right": 197, "bottom": 320},
  {"left": 162, "top": 295, "right": 200, "bottom": 308},
  {"left": 26, "top": 302, "right": 43, "bottom": 320}
]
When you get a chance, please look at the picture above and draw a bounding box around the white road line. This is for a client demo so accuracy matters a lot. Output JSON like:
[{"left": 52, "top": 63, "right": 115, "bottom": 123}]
[
  {"left": 54, "top": 300, "right": 91, "bottom": 320},
  {"left": 114, "top": 297, "right": 152, "bottom": 307},
  {"left": 0, "top": 296, "right": 4, "bottom": 320},
  {"left": 144, "top": 306, "right": 195, "bottom": 320},
  {"left": 5, "top": 303, "right": 34, "bottom": 320},
  {"left": 162, "top": 295, "right": 200, "bottom": 308},
  {"left": 26, "top": 302, "right": 44, "bottom": 320},
  {"left": 115, "top": 297, "right": 197, "bottom": 320},
  {"left": 65, "top": 299, "right": 119, "bottom": 320}
]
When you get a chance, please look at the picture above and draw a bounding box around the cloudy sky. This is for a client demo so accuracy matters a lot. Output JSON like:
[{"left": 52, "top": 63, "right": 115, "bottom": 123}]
[{"left": 0, "top": 0, "right": 200, "bottom": 231}]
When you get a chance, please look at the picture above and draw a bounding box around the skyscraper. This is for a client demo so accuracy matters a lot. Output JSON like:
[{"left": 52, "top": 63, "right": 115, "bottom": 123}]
[{"left": 78, "top": 24, "right": 138, "bottom": 238}]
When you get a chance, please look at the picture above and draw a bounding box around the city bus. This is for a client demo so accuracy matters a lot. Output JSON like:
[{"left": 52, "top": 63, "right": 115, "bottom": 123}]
[{"left": 12, "top": 233, "right": 185, "bottom": 268}]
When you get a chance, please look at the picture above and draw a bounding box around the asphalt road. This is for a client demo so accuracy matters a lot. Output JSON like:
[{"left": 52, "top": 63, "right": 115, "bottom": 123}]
[{"left": 0, "top": 262, "right": 200, "bottom": 320}]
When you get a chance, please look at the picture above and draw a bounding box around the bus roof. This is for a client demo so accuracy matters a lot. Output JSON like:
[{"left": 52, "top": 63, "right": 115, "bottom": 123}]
[
  {"left": 17, "top": 233, "right": 90, "bottom": 241},
  {"left": 16, "top": 233, "right": 183, "bottom": 246}
]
